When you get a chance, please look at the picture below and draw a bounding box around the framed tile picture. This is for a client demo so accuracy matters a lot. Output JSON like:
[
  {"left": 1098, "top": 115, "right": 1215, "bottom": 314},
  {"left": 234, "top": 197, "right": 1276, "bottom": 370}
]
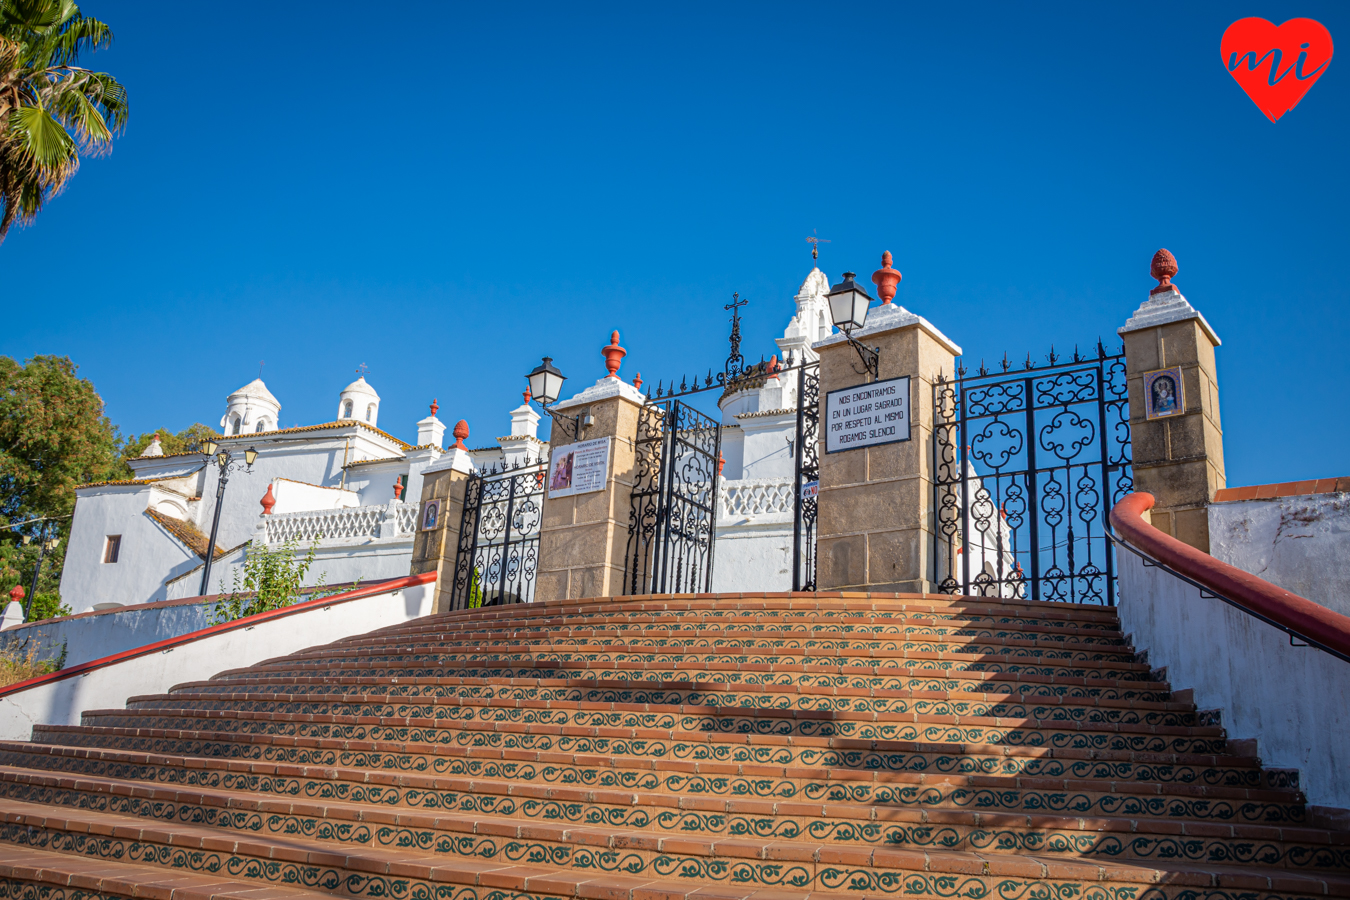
[
  {"left": 419, "top": 498, "right": 443, "bottom": 531},
  {"left": 1143, "top": 366, "right": 1184, "bottom": 420}
]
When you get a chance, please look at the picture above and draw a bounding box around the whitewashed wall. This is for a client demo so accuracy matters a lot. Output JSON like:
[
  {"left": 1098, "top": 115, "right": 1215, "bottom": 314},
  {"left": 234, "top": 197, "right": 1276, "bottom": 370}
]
[
  {"left": 0, "top": 576, "right": 435, "bottom": 741},
  {"left": 1117, "top": 551, "right": 1350, "bottom": 810},
  {"left": 1209, "top": 493, "right": 1350, "bottom": 618}
]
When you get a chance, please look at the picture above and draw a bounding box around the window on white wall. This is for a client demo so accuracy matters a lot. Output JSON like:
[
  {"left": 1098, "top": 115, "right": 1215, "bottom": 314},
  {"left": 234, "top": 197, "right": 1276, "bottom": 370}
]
[
  {"left": 366, "top": 404, "right": 374, "bottom": 422},
  {"left": 256, "top": 420, "right": 267, "bottom": 432},
  {"left": 343, "top": 400, "right": 353, "bottom": 418},
  {"left": 103, "top": 535, "right": 121, "bottom": 564},
  {"left": 230, "top": 415, "right": 241, "bottom": 435}
]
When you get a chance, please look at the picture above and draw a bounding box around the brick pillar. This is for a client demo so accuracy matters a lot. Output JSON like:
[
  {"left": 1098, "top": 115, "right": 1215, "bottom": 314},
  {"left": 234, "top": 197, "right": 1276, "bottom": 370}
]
[
  {"left": 409, "top": 424, "right": 477, "bottom": 613},
  {"left": 814, "top": 301, "right": 960, "bottom": 594},
  {"left": 536, "top": 374, "right": 646, "bottom": 602},
  {"left": 1119, "top": 250, "right": 1225, "bottom": 552}
]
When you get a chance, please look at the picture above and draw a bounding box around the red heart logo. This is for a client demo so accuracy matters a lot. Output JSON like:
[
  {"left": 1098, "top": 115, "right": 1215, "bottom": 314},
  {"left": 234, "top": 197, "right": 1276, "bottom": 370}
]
[{"left": 1221, "top": 18, "right": 1333, "bottom": 122}]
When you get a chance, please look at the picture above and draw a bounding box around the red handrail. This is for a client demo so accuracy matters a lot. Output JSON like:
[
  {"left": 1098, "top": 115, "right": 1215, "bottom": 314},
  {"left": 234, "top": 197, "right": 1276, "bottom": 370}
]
[
  {"left": 0, "top": 572, "right": 437, "bottom": 699},
  {"left": 1110, "top": 492, "right": 1350, "bottom": 661}
]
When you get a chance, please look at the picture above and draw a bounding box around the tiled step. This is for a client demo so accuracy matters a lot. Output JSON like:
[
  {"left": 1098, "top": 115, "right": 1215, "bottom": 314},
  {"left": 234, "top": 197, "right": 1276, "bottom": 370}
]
[
  {"left": 161, "top": 675, "right": 1197, "bottom": 725},
  {"left": 209, "top": 659, "right": 1174, "bottom": 704},
  {"left": 116, "top": 688, "right": 1224, "bottom": 750},
  {"left": 0, "top": 736, "right": 1299, "bottom": 827},
  {"left": 2, "top": 795, "right": 1348, "bottom": 900},
  {"left": 0, "top": 766, "right": 1345, "bottom": 877}
]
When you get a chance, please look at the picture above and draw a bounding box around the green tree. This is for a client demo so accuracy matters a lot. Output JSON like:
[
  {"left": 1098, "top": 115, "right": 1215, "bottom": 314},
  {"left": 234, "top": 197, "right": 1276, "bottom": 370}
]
[
  {"left": 121, "top": 423, "right": 220, "bottom": 462},
  {"left": 0, "top": 0, "right": 128, "bottom": 244}
]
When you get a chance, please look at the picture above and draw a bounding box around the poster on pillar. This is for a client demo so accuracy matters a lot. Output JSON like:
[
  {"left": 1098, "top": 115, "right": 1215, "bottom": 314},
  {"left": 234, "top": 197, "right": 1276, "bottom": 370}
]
[
  {"left": 547, "top": 437, "right": 611, "bottom": 498},
  {"left": 825, "top": 376, "right": 911, "bottom": 453}
]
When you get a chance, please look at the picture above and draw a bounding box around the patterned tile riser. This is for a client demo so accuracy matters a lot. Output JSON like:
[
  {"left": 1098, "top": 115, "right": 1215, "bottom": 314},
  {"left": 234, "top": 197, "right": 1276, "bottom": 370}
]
[
  {"left": 349, "top": 623, "right": 1131, "bottom": 644},
  {"left": 210, "top": 667, "right": 1174, "bottom": 702},
  {"left": 0, "top": 777, "right": 1339, "bottom": 874},
  {"left": 238, "top": 654, "right": 1156, "bottom": 683},
  {"left": 0, "top": 746, "right": 1303, "bottom": 824},
  {"left": 0, "top": 780, "right": 1344, "bottom": 874},
  {"left": 155, "top": 684, "right": 1197, "bottom": 726},
  {"left": 0, "top": 877, "right": 1339, "bottom": 900},
  {"left": 0, "top": 814, "right": 1341, "bottom": 900},
  {"left": 35, "top": 727, "right": 1268, "bottom": 788}
]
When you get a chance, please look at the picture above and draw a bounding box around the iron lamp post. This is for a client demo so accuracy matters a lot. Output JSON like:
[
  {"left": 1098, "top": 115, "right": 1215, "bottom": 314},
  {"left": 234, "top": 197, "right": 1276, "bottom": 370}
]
[
  {"left": 22, "top": 525, "right": 60, "bottom": 621},
  {"left": 525, "top": 356, "right": 586, "bottom": 440},
  {"left": 827, "top": 271, "right": 880, "bottom": 380},
  {"left": 197, "top": 442, "right": 258, "bottom": 596}
]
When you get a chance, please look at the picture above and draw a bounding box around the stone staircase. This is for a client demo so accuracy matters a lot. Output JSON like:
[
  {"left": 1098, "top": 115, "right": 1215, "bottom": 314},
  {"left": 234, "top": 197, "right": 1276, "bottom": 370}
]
[{"left": 1, "top": 592, "right": 1347, "bottom": 900}]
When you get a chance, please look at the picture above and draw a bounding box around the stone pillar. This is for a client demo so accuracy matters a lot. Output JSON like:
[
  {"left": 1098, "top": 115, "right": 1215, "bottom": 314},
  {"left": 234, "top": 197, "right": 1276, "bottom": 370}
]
[
  {"left": 536, "top": 335, "right": 646, "bottom": 602},
  {"left": 1119, "top": 250, "right": 1225, "bottom": 551},
  {"left": 409, "top": 420, "right": 476, "bottom": 613},
  {"left": 814, "top": 266, "right": 961, "bottom": 594}
]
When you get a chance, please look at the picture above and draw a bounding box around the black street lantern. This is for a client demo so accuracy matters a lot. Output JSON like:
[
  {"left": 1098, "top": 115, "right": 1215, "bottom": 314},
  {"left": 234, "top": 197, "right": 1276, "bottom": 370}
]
[
  {"left": 526, "top": 356, "right": 567, "bottom": 406},
  {"left": 827, "top": 271, "right": 874, "bottom": 333},
  {"left": 197, "top": 442, "right": 259, "bottom": 596},
  {"left": 827, "top": 270, "right": 881, "bottom": 380}
]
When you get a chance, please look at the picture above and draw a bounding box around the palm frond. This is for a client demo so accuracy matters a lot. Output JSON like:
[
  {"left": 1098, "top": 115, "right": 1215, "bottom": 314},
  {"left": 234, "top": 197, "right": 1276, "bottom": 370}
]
[{"left": 9, "top": 103, "right": 74, "bottom": 167}]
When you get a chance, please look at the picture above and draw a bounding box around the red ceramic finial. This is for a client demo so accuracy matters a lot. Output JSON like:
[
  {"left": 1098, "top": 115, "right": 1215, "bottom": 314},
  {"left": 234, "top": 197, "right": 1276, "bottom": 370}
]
[
  {"left": 430, "top": 398, "right": 439, "bottom": 417},
  {"left": 260, "top": 483, "right": 276, "bottom": 515},
  {"left": 453, "top": 420, "right": 470, "bottom": 450},
  {"left": 766, "top": 355, "right": 780, "bottom": 377},
  {"left": 718, "top": 454, "right": 726, "bottom": 476},
  {"left": 602, "top": 330, "right": 627, "bottom": 378},
  {"left": 1150, "top": 249, "right": 1179, "bottom": 295},
  {"left": 633, "top": 372, "right": 642, "bottom": 390},
  {"left": 393, "top": 479, "right": 404, "bottom": 500},
  {"left": 871, "top": 251, "right": 902, "bottom": 305},
  {"left": 8, "top": 584, "right": 23, "bottom": 604},
  {"left": 522, "top": 387, "right": 531, "bottom": 404}
]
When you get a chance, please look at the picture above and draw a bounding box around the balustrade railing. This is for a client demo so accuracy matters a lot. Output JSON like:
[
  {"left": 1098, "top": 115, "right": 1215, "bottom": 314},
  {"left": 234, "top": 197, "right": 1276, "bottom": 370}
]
[
  {"left": 262, "top": 503, "right": 415, "bottom": 545},
  {"left": 718, "top": 478, "right": 794, "bottom": 520}
]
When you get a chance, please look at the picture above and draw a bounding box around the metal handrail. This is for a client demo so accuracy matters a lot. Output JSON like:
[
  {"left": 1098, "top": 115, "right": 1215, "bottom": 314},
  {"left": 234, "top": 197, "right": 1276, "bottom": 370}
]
[{"left": 1109, "top": 492, "right": 1350, "bottom": 665}]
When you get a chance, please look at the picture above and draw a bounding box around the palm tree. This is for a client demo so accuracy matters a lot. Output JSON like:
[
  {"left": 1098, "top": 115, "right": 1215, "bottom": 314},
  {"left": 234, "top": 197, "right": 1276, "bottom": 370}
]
[{"left": 0, "top": 0, "right": 127, "bottom": 245}]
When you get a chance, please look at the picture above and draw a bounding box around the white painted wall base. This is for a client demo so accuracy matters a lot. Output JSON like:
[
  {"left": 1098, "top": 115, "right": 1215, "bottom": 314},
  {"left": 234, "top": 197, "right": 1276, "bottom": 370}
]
[
  {"left": 1117, "top": 551, "right": 1350, "bottom": 810},
  {"left": 0, "top": 576, "right": 434, "bottom": 741}
]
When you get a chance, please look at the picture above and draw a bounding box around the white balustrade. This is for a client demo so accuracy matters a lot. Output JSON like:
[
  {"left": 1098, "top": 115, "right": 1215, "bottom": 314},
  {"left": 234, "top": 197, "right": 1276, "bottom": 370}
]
[
  {"left": 719, "top": 478, "right": 795, "bottom": 520},
  {"left": 262, "top": 503, "right": 415, "bottom": 546}
]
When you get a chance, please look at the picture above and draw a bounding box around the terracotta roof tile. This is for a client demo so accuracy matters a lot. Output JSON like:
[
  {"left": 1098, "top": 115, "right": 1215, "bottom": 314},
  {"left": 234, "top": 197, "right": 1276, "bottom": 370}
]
[
  {"left": 217, "top": 420, "right": 410, "bottom": 450},
  {"left": 343, "top": 455, "right": 407, "bottom": 468},
  {"left": 145, "top": 509, "right": 230, "bottom": 560},
  {"left": 1213, "top": 478, "right": 1349, "bottom": 503},
  {"left": 75, "top": 475, "right": 180, "bottom": 490}
]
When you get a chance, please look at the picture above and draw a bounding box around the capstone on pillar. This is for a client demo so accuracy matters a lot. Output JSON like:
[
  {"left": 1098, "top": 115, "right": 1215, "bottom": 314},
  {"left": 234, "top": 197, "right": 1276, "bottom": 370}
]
[
  {"left": 409, "top": 417, "right": 477, "bottom": 613},
  {"left": 1118, "top": 249, "right": 1225, "bottom": 551}
]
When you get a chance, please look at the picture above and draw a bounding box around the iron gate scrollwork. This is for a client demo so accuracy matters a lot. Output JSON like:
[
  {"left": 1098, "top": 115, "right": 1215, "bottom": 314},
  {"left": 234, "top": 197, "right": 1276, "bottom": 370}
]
[
  {"left": 625, "top": 399, "right": 721, "bottom": 595},
  {"left": 451, "top": 460, "right": 545, "bottom": 609},
  {"left": 933, "top": 347, "right": 1132, "bottom": 604},
  {"left": 792, "top": 362, "right": 820, "bottom": 592}
]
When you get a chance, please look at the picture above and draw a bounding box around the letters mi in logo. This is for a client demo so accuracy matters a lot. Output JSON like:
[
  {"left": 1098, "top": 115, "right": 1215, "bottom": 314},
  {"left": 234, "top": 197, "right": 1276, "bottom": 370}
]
[{"left": 1222, "top": 18, "right": 1333, "bottom": 122}]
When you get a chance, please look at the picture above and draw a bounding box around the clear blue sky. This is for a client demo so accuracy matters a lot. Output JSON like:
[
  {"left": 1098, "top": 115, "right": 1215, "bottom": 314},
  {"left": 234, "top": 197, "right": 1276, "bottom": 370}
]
[{"left": 3, "top": 1, "right": 1345, "bottom": 485}]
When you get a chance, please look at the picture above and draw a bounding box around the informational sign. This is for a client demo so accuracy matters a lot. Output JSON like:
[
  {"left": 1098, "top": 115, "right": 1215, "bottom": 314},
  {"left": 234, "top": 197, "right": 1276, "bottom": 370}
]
[
  {"left": 547, "top": 437, "right": 612, "bottom": 498},
  {"left": 801, "top": 481, "right": 819, "bottom": 500},
  {"left": 824, "top": 376, "right": 911, "bottom": 454}
]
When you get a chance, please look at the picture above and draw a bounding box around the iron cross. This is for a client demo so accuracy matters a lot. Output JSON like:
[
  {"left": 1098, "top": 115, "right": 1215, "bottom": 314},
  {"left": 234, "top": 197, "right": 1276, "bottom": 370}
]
[{"left": 806, "top": 230, "right": 831, "bottom": 260}]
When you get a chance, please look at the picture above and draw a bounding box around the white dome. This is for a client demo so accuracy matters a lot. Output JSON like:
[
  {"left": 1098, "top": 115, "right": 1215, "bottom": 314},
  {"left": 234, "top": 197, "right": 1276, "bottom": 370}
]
[
  {"left": 338, "top": 376, "right": 381, "bottom": 427},
  {"left": 221, "top": 379, "right": 282, "bottom": 436}
]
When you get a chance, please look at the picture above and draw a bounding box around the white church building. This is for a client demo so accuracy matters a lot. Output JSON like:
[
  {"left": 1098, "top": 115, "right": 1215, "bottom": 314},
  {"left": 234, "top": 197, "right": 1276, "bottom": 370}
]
[{"left": 58, "top": 267, "right": 860, "bottom": 612}]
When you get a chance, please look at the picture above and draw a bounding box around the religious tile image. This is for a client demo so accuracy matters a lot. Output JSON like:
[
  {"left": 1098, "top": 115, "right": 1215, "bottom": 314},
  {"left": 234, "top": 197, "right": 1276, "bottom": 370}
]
[
  {"left": 420, "top": 498, "right": 442, "bottom": 531},
  {"left": 1143, "top": 366, "right": 1184, "bottom": 420}
]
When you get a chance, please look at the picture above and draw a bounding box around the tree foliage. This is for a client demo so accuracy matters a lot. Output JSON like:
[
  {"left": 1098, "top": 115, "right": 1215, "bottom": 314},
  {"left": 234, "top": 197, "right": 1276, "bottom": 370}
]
[{"left": 1, "top": 0, "right": 128, "bottom": 244}]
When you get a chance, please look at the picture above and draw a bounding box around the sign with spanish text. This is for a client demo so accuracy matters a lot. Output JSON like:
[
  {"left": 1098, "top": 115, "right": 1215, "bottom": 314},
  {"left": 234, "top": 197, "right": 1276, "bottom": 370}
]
[
  {"left": 824, "top": 377, "right": 910, "bottom": 454},
  {"left": 547, "top": 437, "right": 611, "bottom": 499}
]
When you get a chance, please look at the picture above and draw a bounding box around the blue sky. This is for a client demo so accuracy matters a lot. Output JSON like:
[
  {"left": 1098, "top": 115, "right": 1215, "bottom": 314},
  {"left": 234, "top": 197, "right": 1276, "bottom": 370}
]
[{"left": 2, "top": 1, "right": 1346, "bottom": 485}]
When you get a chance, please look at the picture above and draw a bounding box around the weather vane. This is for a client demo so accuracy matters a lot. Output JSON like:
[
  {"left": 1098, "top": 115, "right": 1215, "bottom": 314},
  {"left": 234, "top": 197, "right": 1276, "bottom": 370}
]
[
  {"left": 724, "top": 292, "right": 747, "bottom": 378},
  {"left": 806, "top": 229, "right": 830, "bottom": 261},
  {"left": 356, "top": 362, "right": 369, "bottom": 377}
]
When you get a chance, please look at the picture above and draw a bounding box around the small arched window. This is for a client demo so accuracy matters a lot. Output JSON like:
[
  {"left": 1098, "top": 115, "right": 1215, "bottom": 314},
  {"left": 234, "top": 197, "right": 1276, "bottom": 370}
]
[
  {"left": 365, "top": 404, "right": 374, "bottom": 422},
  {"left": 230, "top": 414, "right": 241, "bottom": 435},
  {"left": 343, "top": 400, "right": 353, "bottom": 418},
  {"left": 255, "top": 419, "right": 267, "bottom": 433}
]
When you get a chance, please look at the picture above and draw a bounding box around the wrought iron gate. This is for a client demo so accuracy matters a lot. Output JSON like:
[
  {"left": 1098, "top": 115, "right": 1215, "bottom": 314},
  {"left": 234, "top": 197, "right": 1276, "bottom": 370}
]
[
  {"left": 624, "top": 399, "right": 722, "bottom": 595},
  {"left": 792, "top": 362, "right": 820, "bottom": 592},
  {"left": 933, "top": 347, "right": 1132, "bottom": 604},
  {"left": 450, "top": 460, "right": 545, "bottom": 610}
]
